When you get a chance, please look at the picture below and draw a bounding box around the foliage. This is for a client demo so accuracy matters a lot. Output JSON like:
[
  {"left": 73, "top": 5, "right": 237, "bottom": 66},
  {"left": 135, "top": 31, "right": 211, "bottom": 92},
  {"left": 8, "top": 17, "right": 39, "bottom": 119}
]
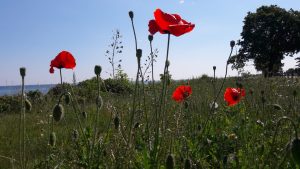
[
  {"left": 237, "top": 5, "right": 300, "bottom": 76},
  {"left": 0, "top": 96, "right": 21, "bottom": 113}
]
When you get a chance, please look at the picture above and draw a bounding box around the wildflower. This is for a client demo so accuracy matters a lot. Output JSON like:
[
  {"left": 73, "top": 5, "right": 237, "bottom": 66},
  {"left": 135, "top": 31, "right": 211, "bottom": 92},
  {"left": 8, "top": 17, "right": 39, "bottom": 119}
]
[
  {"left": 148, "top": 9, "right": 195, "bottom": 37},
  {"left": 49, "top": 51, "right": 76, "bottom": 74},
  {"left": 224, "top": 87, "right": 245, "bottom": 106},
  {"left": 172, "top": 85, "right": 192, "bottom": 102}
]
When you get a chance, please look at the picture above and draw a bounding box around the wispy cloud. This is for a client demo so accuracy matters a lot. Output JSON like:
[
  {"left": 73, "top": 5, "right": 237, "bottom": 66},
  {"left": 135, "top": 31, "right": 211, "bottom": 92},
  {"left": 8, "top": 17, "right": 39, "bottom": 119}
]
[{"left": 179, "top": 0, "right": 185, "bottom": 4}]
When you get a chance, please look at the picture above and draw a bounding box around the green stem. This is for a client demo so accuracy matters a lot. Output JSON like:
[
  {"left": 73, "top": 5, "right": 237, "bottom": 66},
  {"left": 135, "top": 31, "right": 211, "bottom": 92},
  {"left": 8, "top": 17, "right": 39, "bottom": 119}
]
[
  {"left": 202, "top": 46, "right": 234, "bottom": 135},
  {"left": 128, "top": 56, "right": 140, "bottom": 147},
  {"left": 89, "top": 74, "right": 102, "bottom": 167},
  {"left": 19, "top": 76, "right": 25, "bottom": 169},
  {"left": 264, "top": 116, "right": 298, "bottom": 167},
  {"left": 59, "top": 68, "right": 63, "bottom": 85},
  {"left": 151, "top": 33, "right": 171, "bottom": 168}
]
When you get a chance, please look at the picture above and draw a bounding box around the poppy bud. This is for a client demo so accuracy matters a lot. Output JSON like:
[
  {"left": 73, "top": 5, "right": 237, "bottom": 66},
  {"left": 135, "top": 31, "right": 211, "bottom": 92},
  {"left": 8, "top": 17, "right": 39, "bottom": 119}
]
[
  {"left": 25, "top": 99, "right": 32, "bottom": 111},
  {"left": 20, "top": 67, "right": 26, "bottom": 77},
  {"left": 114, "top": 116, "right": 120, "bottom": 129},
  {"left": 52, "top": 104, "right": 64, "bottom": 122},
  {"left": 184, "top": 158, "right": 192, "bottom": 169},
  {"left": 230, "top": 40, "right": 235, "bottom": 48},
  {"left": 94, "top": 65, "right": 102, "bottom": 76},
  {"left": 166, "top": 154, "right": 175, "bottom": 169},
  {"left": 49, "top": 132, "right": 56, "bottom": 147},
  {"left": 82, "top": 111, "right": 87, "bottom": 119},
  {"left": 291, "top": 138, "right": 300, "bottom": 165},
  {"left": 129, "top": 11, "right": 134, "bottom": 19},
  {"left": 213, "top": 66, "right": 216, "bottom": 71},
  {"left": 96, "top": 95, "right": 103, "bottom": 108},
  {"left": 136, "top": 49, "right": 142, "bottom": 59},
  {"left": 64, "top": 94, "right": 70, "bottom": 105},
  {"left": 148, "top": 35, "right": 153, "bottom": 42},
  {"left": 293, "top": 90, "right": 297, "bottom": 97}
]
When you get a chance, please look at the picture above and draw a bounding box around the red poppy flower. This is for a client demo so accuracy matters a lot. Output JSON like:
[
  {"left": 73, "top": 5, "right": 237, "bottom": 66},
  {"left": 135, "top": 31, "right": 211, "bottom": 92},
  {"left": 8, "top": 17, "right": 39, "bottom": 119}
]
[
  {"left": 49, "top": 51, "right": 76, "bottom": 74},
  {"left": 172, "top": 85, "right": 192, "bottom": 102},
  {"left": 148, "top": 9, "right": 195, "bottom": 37},
  {"left": 224, "top": 88, "right": 246, "bottom": 106}
]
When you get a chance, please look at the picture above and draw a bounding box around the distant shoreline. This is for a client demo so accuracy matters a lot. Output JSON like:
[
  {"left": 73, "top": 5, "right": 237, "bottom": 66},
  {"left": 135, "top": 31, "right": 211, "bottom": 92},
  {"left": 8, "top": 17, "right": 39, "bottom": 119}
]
[{"left": 0, "top": 84, "right": 56, "bottom": 96}]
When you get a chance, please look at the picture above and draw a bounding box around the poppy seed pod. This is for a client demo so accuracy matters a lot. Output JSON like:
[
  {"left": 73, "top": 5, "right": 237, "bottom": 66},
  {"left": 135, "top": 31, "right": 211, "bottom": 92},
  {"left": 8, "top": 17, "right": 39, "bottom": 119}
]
[
  {"left": 20, "top": 67, "right": 26, "bottom": 77},
  {"left": 94, "top": 65, "right": 102, "bottom": 76},
  {"left": 213, "top": 66, "right": 216, "bottom": 71},
  {"left": 136, "top": 49, "right": 142, "bottom": 59},
  {"left": 129, "top": 11, "right": 134, "bottom": 19},
  {"left": 291, "top": 138, "right": 300, "bottom": 165},
  {"left": 52, "top": 104, "right": 64, "bottom": 122},
  {"left": 230, "top": 40, "right": 235, "bottom": 48},
  {"left": 166, "top": 154, "right": 175, "bottom": 169},
  {"left": 184, "top": 158, "right": 192, "bottom": 169},
  {"left": 25, "top": 99, "right": 32, "bottom": 111},
  {"left": 148, "top": 35, "right": 153, "bottom": 42},
  {"left": 49, "top": 132, "right": 56, "bottom": 147},
  {"left": 114, "top": 116, "right": 120, "bottom": 129}
]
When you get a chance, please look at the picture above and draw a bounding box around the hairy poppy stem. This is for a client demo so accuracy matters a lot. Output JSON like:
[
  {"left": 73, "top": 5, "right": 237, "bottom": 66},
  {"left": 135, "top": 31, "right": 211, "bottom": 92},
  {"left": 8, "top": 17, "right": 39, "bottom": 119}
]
[
  {"left": 202, "top": 45, "right": 234, "bottom": 136},
  {"left": 59, "top": 68, "right": 63, "bottom": 85},
  {"left": 130, "top": 15, "right": 138, "bottom": 52},
  {"left": 128, "top": 52, "right": 140, "bottom": 147},
  {"left": 89, "top": 74, "right": 102, "bottom": 166},
  {"left": 152, "top": 33, "right": 171, "bottom": 168},
  {"left": 19, "top": 67, "right": 26, "bottom": 169}
]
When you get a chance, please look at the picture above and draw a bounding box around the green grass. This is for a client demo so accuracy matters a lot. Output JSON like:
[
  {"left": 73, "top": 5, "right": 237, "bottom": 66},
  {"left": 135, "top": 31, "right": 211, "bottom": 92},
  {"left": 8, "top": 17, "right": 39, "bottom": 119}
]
[{"left": 1, "top": 76, "right": 300, "bottom": 168}]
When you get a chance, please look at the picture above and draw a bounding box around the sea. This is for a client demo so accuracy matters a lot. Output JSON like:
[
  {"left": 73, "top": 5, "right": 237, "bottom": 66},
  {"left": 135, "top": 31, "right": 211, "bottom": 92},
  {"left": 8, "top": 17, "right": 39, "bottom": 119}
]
[{"left": 0, "top": 84, "right": 56, "bottom": 96}]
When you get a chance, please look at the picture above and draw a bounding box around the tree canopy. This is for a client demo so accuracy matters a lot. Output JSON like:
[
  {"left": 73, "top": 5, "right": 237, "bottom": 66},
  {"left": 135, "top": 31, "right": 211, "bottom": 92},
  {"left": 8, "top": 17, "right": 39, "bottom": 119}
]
[{"left": 236, "top": 5, "right": 300, "bottom": 76}]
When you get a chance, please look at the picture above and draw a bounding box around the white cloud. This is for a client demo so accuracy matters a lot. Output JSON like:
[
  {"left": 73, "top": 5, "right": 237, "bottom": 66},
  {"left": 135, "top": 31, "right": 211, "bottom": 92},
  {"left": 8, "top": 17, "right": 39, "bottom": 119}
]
[{"left": 179, "top": 0, "right": 185, "bottom": 4}]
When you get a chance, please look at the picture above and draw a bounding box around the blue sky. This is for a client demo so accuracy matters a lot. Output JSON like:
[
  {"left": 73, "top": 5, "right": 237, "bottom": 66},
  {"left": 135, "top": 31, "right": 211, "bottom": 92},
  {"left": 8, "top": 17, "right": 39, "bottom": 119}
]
[{"left": 0, "top": 0, "right": 299, "bottom": 85}]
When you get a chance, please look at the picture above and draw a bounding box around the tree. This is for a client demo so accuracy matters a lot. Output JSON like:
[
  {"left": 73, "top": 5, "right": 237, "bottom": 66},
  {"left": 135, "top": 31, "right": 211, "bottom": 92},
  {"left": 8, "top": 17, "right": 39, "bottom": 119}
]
[{"left": 237, "top": 5, "right": 300, "bottom": 77}]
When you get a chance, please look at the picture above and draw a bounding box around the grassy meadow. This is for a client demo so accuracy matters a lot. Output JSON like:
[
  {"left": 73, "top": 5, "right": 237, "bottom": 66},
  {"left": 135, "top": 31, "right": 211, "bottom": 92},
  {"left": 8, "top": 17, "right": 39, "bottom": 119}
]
[{"left": 1, "top": 75, "right": 300, "bottom": 168}]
